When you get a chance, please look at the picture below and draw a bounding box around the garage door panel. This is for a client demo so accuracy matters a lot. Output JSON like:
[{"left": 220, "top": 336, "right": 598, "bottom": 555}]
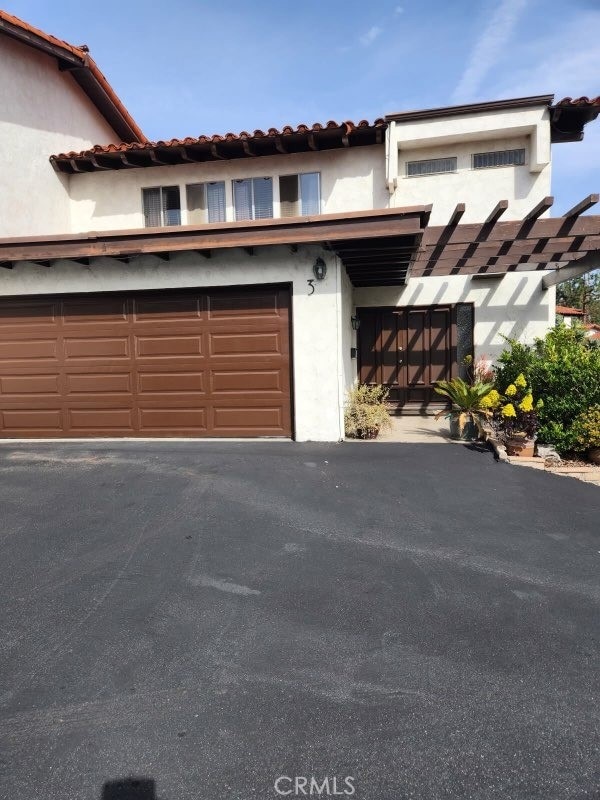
[
  {"left": 0, "top": 286, "right": 291, "bottom": 438},
  {"left": 211, "top": 369, "right": 283, "bottom": 393},
  {"left": 138, "top": 372, "right": 205, "bottom": 394},
  {"left": 67, "top": 408, "right": 134, "bottom": 431},
  {"left": 132, "top": 295, "right": 203, "bottom": 321},
  {"left": 66, "top": 373, "right": 132, "bottom": 394},
  {"left": 0, "top": 374, "right": 60, "bottom": 395},
  {"left": 63, "top": 337, "right": 130, "bottom": 360},
  {"left": 2, "top": 409, "right": 62, "bottom": 430},
  {"left": 135, "top": 335, "right": 203, "bottom": 358},
  {"left": 138, "top": 408, "right": 207, "bottom": 431},
  {"left": 61, "top": 298, "right": 128, "bottom": 324}
]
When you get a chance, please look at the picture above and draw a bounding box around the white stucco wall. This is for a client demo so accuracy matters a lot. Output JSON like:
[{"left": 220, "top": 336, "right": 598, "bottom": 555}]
[
  {"left": 0, "top": 36, "right": 118, "bottom": 237},
  {"left": 354, "top": 272, "right": 555, "bottom": 362},
  {"left": 0, "top": 246, "right": 345, "bottom": 442},
  {"left": 68, "top": 146, "right": 389, "bottom": 232},
  {"left": 392, "top": 135, "right": 551, "bottom": 224}
]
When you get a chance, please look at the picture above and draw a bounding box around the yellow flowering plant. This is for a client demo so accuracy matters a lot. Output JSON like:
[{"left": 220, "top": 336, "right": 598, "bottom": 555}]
[{"left": 498, "top": 375, "right": 539, "bottom": 440}]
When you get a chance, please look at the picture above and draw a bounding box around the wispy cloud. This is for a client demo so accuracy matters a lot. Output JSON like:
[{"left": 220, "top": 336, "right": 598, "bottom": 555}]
[
  {"left": 395, "top": 5, "right": 404, "bottom": 13},
  {"left": 452, "top": 0, "right": 528, "bottom": 103},
  {"left": 360, "top": 25, "right": 383, "bottom": 46}
]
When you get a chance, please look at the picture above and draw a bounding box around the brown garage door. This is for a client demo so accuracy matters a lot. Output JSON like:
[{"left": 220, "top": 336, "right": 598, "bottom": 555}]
[{"left": 0, "top": 285, "right": 292, "bottom": 438}]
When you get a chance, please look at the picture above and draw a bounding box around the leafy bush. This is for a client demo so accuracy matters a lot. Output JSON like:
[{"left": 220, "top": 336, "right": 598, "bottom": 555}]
[
  {"left": 494, "top": 325, "right": 600, "bottom": 453},
  {"left": 433, "top": 377, "right": 494, "bottom": 435},
  {"left": 571, "top": 405, "right": 600, "bottom": 452},
  {"left": 344, "top": 384, "right": 391, "bottom": 439}
]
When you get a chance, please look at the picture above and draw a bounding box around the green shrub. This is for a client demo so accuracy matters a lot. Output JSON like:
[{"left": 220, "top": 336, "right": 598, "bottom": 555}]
[
  {"left": 494, "top": 324, "right": 600, "bottom": 453},
  {"left": 571, "top": 405, "right": 600, "bottom": 452},
  {"left": 344, "top": 384, "right": 391, "bottom": 439}
]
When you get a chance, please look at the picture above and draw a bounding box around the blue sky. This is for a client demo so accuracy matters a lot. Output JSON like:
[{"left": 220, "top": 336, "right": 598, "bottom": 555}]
[{"left": 5, "top": 0, "right": 600, "bottom": 214}]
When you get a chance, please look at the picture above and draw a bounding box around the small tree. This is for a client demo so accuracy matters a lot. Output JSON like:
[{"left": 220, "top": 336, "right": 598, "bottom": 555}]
[{"left": 556, "top": 270, "right": 600, "bottom": 324}]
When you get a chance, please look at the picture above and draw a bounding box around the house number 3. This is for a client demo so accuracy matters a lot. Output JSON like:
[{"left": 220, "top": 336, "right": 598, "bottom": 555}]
[{"left": 307, "top": 279, "right": 315, "bottom": 295}]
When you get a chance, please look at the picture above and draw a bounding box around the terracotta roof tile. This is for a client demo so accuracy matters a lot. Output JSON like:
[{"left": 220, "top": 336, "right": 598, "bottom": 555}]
[
  {"left": 555, "top": 96, "right": 600, "bottom": 107},
  {"left": 556, "top": 305, "right": 585, "bottom": 315},
  {"left": 0, "top": 9, "right": 144, "bottom": 141},
  {"left": 53, "top": 119, "right": 385, "bottom": 160}
]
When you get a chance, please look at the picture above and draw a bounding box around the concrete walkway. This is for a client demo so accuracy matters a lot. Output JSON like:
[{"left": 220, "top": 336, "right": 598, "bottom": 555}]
[{"left": 362, "top": 415, "right": 453, "bottom": 443}]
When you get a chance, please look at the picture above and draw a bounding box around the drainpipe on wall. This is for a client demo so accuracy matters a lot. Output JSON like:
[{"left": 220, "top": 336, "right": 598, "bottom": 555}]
[{"left": 385, "top": 120, "right": 398, "bottom": 197}]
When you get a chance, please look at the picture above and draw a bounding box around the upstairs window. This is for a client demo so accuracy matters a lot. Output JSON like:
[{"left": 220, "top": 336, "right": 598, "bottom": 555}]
[
  {"left": 472, "top": 148, "right": 526, "bottom": 169},
  {"left": 406, "top": 157, "right": 457, "bottom": 177},
  {"left": 233, "top": 177, "right": 273, "bottom": 220},
  {"left": 142, "top": 186, "right": 181, "bottom": 227},
  {"left": 186, "top": 182, "right": 226, "bottom": 224},
  {"left": 279, "top": 172, "right": 321, "bottom": 217}
]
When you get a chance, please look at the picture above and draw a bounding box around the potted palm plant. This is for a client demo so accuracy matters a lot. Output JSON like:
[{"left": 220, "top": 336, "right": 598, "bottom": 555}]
[{"left": 434, "top": 377, "right": 495, "bottom": 440}]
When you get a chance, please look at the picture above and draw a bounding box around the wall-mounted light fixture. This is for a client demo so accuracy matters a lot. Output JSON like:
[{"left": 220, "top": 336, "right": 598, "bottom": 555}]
[
  {"left": 351, "top": 315, "right": 361, "bottom": 331},
  {"left": 312, "top": 257, "right": 327, "bottom": 281}
]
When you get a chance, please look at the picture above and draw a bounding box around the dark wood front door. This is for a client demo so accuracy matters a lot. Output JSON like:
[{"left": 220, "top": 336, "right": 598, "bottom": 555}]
[
  {"left": 357, "top": 304, "right": 472, "bottom": 412},
  {"left": 0, "top": 285, "right": 292, "bottom": 438}
]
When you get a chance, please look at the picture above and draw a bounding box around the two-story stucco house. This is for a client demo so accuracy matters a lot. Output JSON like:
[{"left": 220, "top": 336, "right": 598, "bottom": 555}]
[{"left": 0, "top": 10, "right": 599, "bottom": 441}]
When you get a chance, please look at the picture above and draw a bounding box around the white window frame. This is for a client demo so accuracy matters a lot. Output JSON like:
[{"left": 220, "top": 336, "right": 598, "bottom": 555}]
[
  {"left": 472, "top": 148, "right": 527, "bottom": 170},
  {"left": 142, "top": 185, "right": 181, "bottom": 227},
  {"left": 405, "top": 157, "right": 457, "bottom": 178},
  {"left": 232, "top": 176, "right": 274, "bottom": 221},
  {"left": 279, "top": 172, "right": 322, "bottom": 217},
  {"left": 185, "top": 181, "right": 227, "bottom": 224}
]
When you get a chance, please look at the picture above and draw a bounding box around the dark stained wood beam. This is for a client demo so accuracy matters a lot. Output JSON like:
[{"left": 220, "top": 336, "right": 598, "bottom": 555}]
[
  {"left": 307, "top": 133, "right": 318, "bottom": 151},
  {"left": 241, "top": 141, "right": 257, "bottom": 157},
  {"left": 198, "top": 249, "right": 212, "bottom": 259},
  {"left": 119, "top": 153, "right": 146, "bottom": 168},
  {"left": 30, "top": 260, "right": 53, "bottom": 268},
  {"left": 71, "top": 257, "right": 90, "bottom": 266},
  {"left": 154, "top": 252, "right": 170, "bottom": 261},
  {"left": 69, "top": 159, "right": 87, "bottom": 173},
  {"left": 243, "top": 247, "right": 255, "bottom": 256},
  {"left": 275, "top": 137, "right": 287, "bottom": 155},
  {"left": 0, "top": 261, "right": 13, "bottom": 270},
  {"left": 563, "top": 194, "right": 599, "bottom": 218},
  {"left": 210, "top": 144, "right": 225, "bottom": 160},
  {"left": 148, "top": 151, "right": 169, "bottom": 166},
  {"left": 449, "top": 203, "right": 466, "bottom": 226},
  {"left": 485, "top": 200, "right": 509, "bottom": 225},
  {"left": 523, "top": 196, "right": 554, "bottom": 222},
  {"left": 177, "top": 146, "right": 202, "bottom": 164}
]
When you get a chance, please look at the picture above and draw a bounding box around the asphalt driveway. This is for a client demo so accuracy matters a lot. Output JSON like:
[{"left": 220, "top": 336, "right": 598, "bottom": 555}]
[{"left": 0, "top": 441, "right": 599, "bottom": 800}]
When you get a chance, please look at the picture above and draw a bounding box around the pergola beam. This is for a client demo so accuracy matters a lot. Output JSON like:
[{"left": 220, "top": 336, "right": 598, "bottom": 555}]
[
  {"left": 524, "top": 196, "right": 554, "bottom": 221},
  {"left": 448, "top": 203, "right": 466, "bottom": 226},
  {"left": 563, "top": 194, "right": 599, "bottom": 219},
  {"left": 485, "top": 200, "right": 509, "bottom": 226},
  {"left": 542, "top": 251, "right": 600, "bottom": 288}
]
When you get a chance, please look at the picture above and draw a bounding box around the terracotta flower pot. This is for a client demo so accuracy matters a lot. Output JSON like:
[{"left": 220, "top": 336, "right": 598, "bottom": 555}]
[
  {"left": 588, "top": 447, "right": 600, "bottom": 465},
  {"left": 506, "top": 436, "right": 535, "bottom": 457}
]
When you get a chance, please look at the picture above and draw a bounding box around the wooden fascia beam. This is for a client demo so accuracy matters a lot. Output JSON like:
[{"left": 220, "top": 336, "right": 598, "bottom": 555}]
[
  {"left": 307, "top": 133, "right": 318, "bottom": 151},
  {"left": 88, "top": 155, "right": 113, "bottom": 171},
  {"left": 119, "top": 153, "right": 146, "bottom": 168},
  {"left": 241, "top": 140, "right": 257, "bottom": 157},
  {"left": 563, "top": 194, "right": 599, "bottom": 219},
  {"left": 148, "top": 151, "right": 169, "bottom": 166},
  {"left": 69, "top": 159, "right": 87, "bottom": 173},
  {"left": 210, "top": 144, "right": 225, "bottom": 160},
  {"left": 275, "top": 137, "right": 287, "bottom": 155},
  {"left": 177, "top": 146, "right": 201, "bottom": 163}
]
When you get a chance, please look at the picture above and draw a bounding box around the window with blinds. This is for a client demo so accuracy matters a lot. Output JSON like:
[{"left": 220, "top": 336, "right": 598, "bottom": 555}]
[
  {"left": 472, "top": 148, "right": 526, "bottom": 169},
  {"left": 186, "top": 182, "right": 226, "bottom": 224},
  {"left": 406, "top": 157, "right": 457, "bottom": 177},
  {"left": 142, "top": 186, "right": 181, "bottom": 227},
  {"left": 233, "top": 177, "right": 273, "bottom": 221},
  {"left": 279, "top": 173, "right": 321, "bottom": 217}
]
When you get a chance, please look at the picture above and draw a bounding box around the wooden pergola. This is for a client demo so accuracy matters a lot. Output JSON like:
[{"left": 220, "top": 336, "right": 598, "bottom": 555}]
[
  {"left": 0, "top": 200, "right": 597, "bottom": 287},
  {"left": 413, "top": 194, "right": 600, "bottom": 287}
]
